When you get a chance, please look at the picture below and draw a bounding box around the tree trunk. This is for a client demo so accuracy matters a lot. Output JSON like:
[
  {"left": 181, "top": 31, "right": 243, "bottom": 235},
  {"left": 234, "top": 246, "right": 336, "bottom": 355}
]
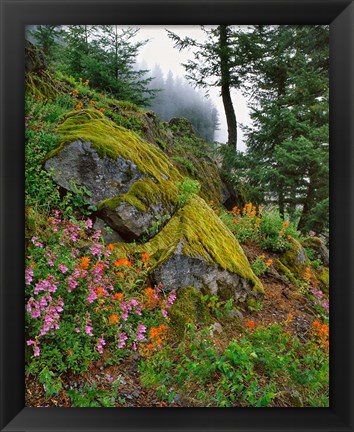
[{"left": 219, "top": 25, "right": 237, "bottom": 150}]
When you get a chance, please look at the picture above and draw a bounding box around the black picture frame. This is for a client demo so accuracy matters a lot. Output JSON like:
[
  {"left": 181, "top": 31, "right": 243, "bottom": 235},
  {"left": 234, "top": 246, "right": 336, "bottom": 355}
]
[{"left": 1, "top": 0, "right": 353, "bottom": 431}]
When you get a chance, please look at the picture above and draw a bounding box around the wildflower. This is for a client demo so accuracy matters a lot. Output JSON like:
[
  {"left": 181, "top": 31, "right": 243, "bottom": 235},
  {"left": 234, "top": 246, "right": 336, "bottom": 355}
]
[
  {"left": 245, "top": 320, "right": 255, "bottom": 329},
  {"left": 259, "top": 254, "right": 266, "bottom": 259},
  {"left": 85, "top": 79, "right": 90, "bottom": 85},
  {"left": 287, "top": 235, "right": 292, "bottom": 239},
  {"left": 232, "top": 219, "right": 237, "bottom": 224},
  {"left": 99, "top": 107, "right": 105, "bottom": 112},
  {"left": 114, "top": 258, "right": 132, "bottom": 267},
  {"left": 108, "top": 314, "right": 119, "bottom": 325},
  {"left": 34, "top": 345, "right": 40, "bottom": 357},
  {"left": 76, "top": 102, "right": 83, "bottom": 109},
  {"left": 25, "top": 267, "right": 34, "bottom": 285},
  {"left": 72, "top": 89, "right": 78, "bottom": 95},
  {"left": 266, "top": 259, "right": 273, "bottom": 267},
  {"left": 107, "top": 244, "right": 114, "bottom": 251},
  {"left": 95, "top": 287, "right": 106, "bottom": 298},
  {"left": 86, "top": 218, "right": 93, "bottom": 229},
  {"left": 58, "top": 263, "right": 68, "bottom": 274},
  {"left": 90, "top": 100, "right": 96, "bottom": 105},
  {"left": 287, "top": 313, "right": 293, "bottom": 321},
  {"left": 97, "top": 337, "right": 106, "bottom": 354},
  {"left": 142, "top": 252, "right": 150, "bottom": 264},
  {"left": 118, "top": 332, "right": 128, "bottom": 348},
  {"left": 85, "top": 325, "right": 93, "bottom": 336},
  {"left": 80, "top": 256, "right": 90, "bottom": 269},
  {"left": 31, "top": 236, "right": 43, "bottom": 248},
  {"left": 256, "top": 218, "right": 261, "bottom": 224},
  {"left": 113, "top": 293, "right": 124, "bottom": 301},
  {"left": 161, "top": 309, "right": 168, "bottom": 318},
  {"left": 136, "top": 323, "right": 146, "bottom": 341},
  {"left": 283, "top": 221, "right": 289, "bottom": 228}
]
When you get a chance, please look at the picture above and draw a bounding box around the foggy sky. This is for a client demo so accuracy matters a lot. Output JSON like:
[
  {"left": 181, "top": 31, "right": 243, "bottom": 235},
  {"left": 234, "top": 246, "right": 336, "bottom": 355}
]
[{"left": 135, "top": 25, "right": 250, "bottom": 151}]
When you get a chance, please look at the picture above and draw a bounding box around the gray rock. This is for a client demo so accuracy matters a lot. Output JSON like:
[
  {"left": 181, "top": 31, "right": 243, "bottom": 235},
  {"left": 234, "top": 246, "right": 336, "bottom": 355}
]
[
  {"left": 302, "top": 237, "right": 329, "bottom": 266},
  {"left": 45, "top": 140, "right": 144, "bottom": 205},
  {"left": 93, "top": 217, "right": 125, "bottom": 244},
  {"left": 150, "top": 239, "right": 261, "bottom": 303},
  {"left": 45, "top": 140, "right": 176, "bottom": 241}
]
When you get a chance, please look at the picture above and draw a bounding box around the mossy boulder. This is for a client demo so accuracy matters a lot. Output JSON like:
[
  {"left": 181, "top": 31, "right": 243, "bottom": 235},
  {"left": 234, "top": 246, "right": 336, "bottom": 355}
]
[
  {"left": 168, "top": 287, "right": 211, "bottom": 339},
  {"left": 45, "top": 109, "right": 183, "bottom": 240},
  {"left": 279, "top": 238, "right": 307, "bottom": 279},
  {"left": 301, "top": 236, "right": 329, "bottom": 267},
  {"left": 316, "top": 266, "right": 329, "bottom": 295},
  {"left": 116, "top": 195, "right": 264, "bottom": 302}
]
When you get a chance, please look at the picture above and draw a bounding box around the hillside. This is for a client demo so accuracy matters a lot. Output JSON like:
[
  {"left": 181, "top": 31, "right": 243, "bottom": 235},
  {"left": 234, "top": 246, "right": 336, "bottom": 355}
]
[{"left": 25, "top": 41, "right": 329, "bottom": 408}]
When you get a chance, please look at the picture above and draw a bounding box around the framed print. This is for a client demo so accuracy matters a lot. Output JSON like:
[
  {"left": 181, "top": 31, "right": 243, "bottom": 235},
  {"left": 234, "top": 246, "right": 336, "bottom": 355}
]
[{"left": 0, "top": 0, "right": 353, "bottom": 430}]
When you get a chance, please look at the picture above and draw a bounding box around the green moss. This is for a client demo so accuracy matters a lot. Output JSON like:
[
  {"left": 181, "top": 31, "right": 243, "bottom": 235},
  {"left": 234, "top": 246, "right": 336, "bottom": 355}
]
[
  {"left": 276, "top": 259, "right": 298, "bottom": 286},
  {"left": 26, "top": 71, "right": 60, "bottom": 100},
  {"left": 115, "top": 195, "right": 264, "bottom": 295},
  {"left": 168, "top": 287, "right": 211, "bottom": 340},
  {"left": 317, "top": 267, "right": 329, "bottom": 294},
  {"left": 97, "top": 178, "right": 178, "bottom": 213},
  {"left": 301, "top": 236, "right": 322, "bottom": 249},
  {"left": 280, "top": 238, "right": 307, "bottom": 278},
  {"left": 47, "top": 109, "right": 183, "bottom": 187}
]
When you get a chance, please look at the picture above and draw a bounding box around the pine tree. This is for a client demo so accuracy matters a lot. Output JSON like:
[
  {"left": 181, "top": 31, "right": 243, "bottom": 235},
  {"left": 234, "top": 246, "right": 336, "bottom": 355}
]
[{"left": 237, "top": 25, "right": 329, "bottom": 235}]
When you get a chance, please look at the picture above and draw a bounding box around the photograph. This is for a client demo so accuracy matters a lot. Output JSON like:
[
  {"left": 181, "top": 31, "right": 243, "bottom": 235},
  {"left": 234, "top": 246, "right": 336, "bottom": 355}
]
[{"left": 24, "top": 24, "right": 329, "bottom": 408}]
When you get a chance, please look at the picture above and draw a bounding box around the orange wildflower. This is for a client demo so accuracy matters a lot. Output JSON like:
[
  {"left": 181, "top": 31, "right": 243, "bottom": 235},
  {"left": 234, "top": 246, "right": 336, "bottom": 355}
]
[
  {"left": 287, "top": 313, "right": 293, "bottom": 321},
  {"left": 142, "top": 252, "right": 150, "bottom": 264},
  {"left": 107, "top": 243, "right": 115, "bottom": 251},
  {"left": 108, "top": 314, "right": 119, "bottom": 325},
  {"left": 80, "top": 256, "right": 90, "bottom": 269},
  {"left": 114, "top": 258, "right": 132, "bottom": 267},
  {"left": 113, "top": 293, "right": 124, "bottom": 301},
  {"left": 72, "top": 89, "right": 78, "bottom": 95},
  {"left": 116, "top": 271, "right": 125, "bottom": 277},
  {"left": 232, "top": 219, "right": 237, "bottom": 224},
  {"left": 95, "top": 287, "right": 105, "bottom": 298},
  {"left": 266, "top": 259, "right": 273, "bottom": 267},
  {"left": 90, "top": 100, "right": 96, "bottom": 105},
  {"left": 245, "top": 320, "right": 255, "bottom": 329},
  {"left": 256, "top": 218, "right": 261, "bottom": 224},
  {"left": 287, "top": 235, "right": 292, "bottom": 239},
  {"left": 76, "top": 101, "right": 83, "bottom": 109},
  {"left": 283, "top": 221, "right": 289, "bottom": 228},
  {"left": 143, "top": 287, "right": 159, "bottom": 308},
  {"left": 99, "top": 107, "right": 105, "bottom": 112}
]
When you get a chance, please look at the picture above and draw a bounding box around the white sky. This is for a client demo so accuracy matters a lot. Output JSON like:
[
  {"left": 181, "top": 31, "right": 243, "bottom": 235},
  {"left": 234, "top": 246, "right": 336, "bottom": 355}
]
[{"left": 133, "top": 25, "right": 250, "bottom": 151}]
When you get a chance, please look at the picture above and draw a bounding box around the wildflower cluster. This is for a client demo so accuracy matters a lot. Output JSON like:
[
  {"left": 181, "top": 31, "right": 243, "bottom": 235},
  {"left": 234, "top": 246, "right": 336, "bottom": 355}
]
[
  {"left": 25, "top": 211, "right": 172, "bottom": 374},
  {"left": 251, "top": 254, "right": 273, "bottom": 276},
  {"left": 219, "top": 203, "right": 299, "bottom": 252},
  {"left": 311, "top": 320, "right": 329, "bottom": 349}
]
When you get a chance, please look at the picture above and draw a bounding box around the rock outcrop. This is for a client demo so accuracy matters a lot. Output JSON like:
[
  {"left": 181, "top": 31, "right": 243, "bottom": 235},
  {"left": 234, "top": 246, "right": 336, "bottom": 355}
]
[
  {"left": 45, "top": 109, "right": 182, "bottom": 241},
  {"left": 116, "top": 196, "right": 264, "bottom": 302}
]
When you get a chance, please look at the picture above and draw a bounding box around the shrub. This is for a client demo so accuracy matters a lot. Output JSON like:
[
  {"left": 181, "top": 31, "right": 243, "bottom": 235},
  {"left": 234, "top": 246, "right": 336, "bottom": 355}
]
[{"left": 25, "top": 211, "right": 175, "bottom": 376}]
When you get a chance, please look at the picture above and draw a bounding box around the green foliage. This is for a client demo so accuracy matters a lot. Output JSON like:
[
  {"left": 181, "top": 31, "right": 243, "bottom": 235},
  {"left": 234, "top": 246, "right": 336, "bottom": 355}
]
[
  {"left": 219, "top": 203, "right": 300, "bottom": 252},
  {"left": 177, "top": 177, "right": 201, "bottom": 208},
  {"left": 67, "top": 381, "right": 124, "bottom": 407},
  {"left": 172, "top": 156, "right": 196, "bottom": 175},
  {"left": 250, "top": 257, "right": 268, "bottom": 276},
  {"left": 25, "top": 213, "right": 170, "bottom": 377},
  {"left": 140, "top": 322, "right": 329, "bottom": 407},
  {"left": 230, "top": 25, "right": 329, "bottom": 236},
  {"left": 38, "top": 366, "right": 63, "bottom": 396}
]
